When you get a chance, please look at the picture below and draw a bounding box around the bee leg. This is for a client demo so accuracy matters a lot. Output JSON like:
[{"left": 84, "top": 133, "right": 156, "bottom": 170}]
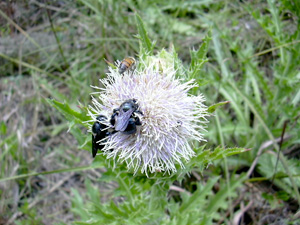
[
  {"left": 134, "top": 116, "right": 142, "bottom": 126},
  {"left": 135, "top": 110, "right": 143, "bottom": 116},
  {"left": 110, "top": 109, "right": 119, "bottom": 126},
  {"left": 130, "top": 63, "right": 136, "bottom": 76},
  {"left": 92, "top": 135, "right": 99, "bottom": 158}
]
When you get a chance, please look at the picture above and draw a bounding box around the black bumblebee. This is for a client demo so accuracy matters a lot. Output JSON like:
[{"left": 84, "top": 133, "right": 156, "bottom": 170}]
[
  {"left": 110, "top": 99, "right": 143, "bottom": 135},
  {"left": 92, "top": 115, "right": 111, "bottom": 157}
]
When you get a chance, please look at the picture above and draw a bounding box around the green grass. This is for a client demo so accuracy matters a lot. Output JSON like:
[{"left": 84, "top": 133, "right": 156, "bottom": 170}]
[{"left": 0, "top": 0, "right": 299, "bottom": 224}]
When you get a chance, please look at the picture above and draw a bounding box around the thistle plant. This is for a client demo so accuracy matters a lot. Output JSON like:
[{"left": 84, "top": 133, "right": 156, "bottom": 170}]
[
  {"left": 87, "top": 50, "right": 208, "bottom": 175},
  {"left": 48, "top": 14, "right": 246, "bottom": 225}
]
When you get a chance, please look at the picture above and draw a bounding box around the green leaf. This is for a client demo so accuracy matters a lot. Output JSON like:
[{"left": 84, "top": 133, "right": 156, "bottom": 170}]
[
  {"left": 276, "top": 191, "right": 290, "bottom": 201},
  {"left": 207, "top": 101, "right": 230, "bottom": 113},
  {"left": 189, "top": 146, "right": 249, "bottom": 169},
  {"left": 71, "top": 188, "right": 90, "bottom": 221},
  {"left": 0, "top": 121, "right": 7, "bottom": 135},
  {"left": 190, "top": 30, "right": 211, "bottom": 67},
  {"left": 258, "top": 153, "right": 300, "bottom": 200},
  {"left": 0, "top": 134, "right": 18, "bottom": 162},
  {"left": 205, "top": 174, "right": 247, "bottom": 214},
  {"left": 179, "top": 176, "right": 219, "bottom": 214},
  {"left": 91, "top": 204, "right": 115, "bottom": 220},
  {"left": 189, "top": 30, "right": 211, "bottom": 80},
  {"left": 47, "top": 99, "right": 90, "bottom": 127},
  {"left": 108, "top": 200, "right": 127, "bottom": 217},
  {"left": 135, "top": 13, "right": 155, "bottom": 55}
]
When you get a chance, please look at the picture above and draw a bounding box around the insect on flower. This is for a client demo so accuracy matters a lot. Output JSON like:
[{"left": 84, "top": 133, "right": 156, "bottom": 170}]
[
  {"left": 118, "top": 57, "right": 136, "bottom": 74},
  {"left": 92, "top": 115, "right": 112, "bottom": 157},
  {"left": 110, "top": 99, "right": 143, "bottom": 135},
  {"left": 88, "top": 49, "right": 208, "bottom": 175}
]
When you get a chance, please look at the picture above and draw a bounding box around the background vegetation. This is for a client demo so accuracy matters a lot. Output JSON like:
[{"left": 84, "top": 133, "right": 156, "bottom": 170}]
[{"left": 0, "top": 0, "right": 299, "bottom": 224}]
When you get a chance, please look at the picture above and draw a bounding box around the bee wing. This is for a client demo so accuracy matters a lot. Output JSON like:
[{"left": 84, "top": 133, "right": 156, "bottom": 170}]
[{"left": 114, "top": 109, "right": 134, "bottom": 131}]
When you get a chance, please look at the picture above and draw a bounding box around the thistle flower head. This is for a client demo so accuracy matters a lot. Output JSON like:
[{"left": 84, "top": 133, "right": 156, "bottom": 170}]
[{"left": 88, "top": 50, "right": 208, "bottom": 175}]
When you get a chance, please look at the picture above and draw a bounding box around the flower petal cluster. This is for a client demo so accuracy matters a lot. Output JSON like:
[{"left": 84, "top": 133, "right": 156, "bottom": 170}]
[{"left": 88, "top": 52, "right": 208, "bottom": 175}]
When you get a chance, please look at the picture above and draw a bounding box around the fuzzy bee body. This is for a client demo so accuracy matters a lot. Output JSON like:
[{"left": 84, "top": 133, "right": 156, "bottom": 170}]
[
  {"left": 92, "top": 99, "right": 143, "bottom": 157},
  {"left": 92, "top": 115, "right": 110, "bottom": 157},
  {"left": 119, "top": 57, "right": 136, "bottom": 74},
  {"left": 110, "top": 99, "right": 142, "bottom": 135}
]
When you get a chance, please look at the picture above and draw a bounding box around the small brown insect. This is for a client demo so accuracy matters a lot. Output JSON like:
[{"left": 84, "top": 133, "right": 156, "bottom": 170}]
[{"left": 119, "top": 57, "right": 136, "bottom": 74}]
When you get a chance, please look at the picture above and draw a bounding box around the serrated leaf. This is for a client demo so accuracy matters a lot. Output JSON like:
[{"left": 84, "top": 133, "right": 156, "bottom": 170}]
[
  {"left": 108, "top": 201, "right": 127, "bottom": 217},
  {"left": 189, "top": 31, "right": 211, "bottom": 79},
  {"left": 190, "top": 30, "right": 211, "bottom": 68},
  {"left": 205, "top": 174, "right": 247, "bottom": 214},
  {"left": 135, "top": 13, "right": 154, "bottom": 55},
  {"left": 91, "top": 204, "right": 115, "bottom": 220},
  {"left": 47, "top": 99, "right": 90, "bottom": 127},
  {"left": 85, "top": 179, "right": 101, "bottom": 204},
  {"left": 179, "top": 176, "right": 219, "bottom": 214},
  {"left": 71, "top": 188, "right": 90, "bottom": 220},
  {"left": 207, "top": 101, "right": 230, "bottom": 113},
  {"left": 189, "top": 146, "right": 248, "bottom": 169},
  {"left": 258, "top": 153, "right": 300, "bottom": 200}
]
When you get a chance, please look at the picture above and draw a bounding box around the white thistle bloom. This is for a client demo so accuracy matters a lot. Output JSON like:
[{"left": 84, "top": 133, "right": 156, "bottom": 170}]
[{"left": 88, "top": 51, "right": 208, "bottom": 175}]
